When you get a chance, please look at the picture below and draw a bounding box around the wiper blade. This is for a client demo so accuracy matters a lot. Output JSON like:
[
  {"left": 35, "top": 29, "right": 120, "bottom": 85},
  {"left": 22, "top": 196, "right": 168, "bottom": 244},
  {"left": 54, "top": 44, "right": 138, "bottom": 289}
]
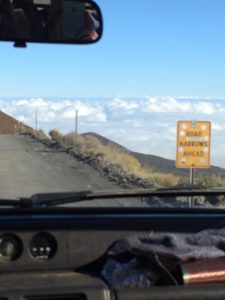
[
  {"left": 18, "top": 186, "right": 225, "bottom": 208},
  {"left": 0, "top": 199, "right": 26, "bottom": 207},
  {"left": 21, "top": 190, "right": 92, "bottom": 207}
]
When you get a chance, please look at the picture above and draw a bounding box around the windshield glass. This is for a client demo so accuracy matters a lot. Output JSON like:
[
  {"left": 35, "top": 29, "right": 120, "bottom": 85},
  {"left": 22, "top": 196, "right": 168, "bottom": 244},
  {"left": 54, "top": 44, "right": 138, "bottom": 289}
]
[{"left": 0, "top": 0, "right": 225, "bottom": 208}]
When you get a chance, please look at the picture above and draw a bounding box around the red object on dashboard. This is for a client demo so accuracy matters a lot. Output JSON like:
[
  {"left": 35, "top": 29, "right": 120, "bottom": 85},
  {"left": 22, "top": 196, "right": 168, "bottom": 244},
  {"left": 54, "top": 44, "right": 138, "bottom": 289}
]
[{"left": 181, "top": 257, "right": 225, "bottom": 285}]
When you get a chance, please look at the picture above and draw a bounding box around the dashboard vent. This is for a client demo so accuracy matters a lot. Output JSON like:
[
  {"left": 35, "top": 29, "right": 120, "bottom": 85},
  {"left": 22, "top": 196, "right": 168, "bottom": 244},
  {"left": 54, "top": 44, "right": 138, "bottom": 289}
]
[{"left": 25, "top": 295, "right": 86, "bottom": 300}]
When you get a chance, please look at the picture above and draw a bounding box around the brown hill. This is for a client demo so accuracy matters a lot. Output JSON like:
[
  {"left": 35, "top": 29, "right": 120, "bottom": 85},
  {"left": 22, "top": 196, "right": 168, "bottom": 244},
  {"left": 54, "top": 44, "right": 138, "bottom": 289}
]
[
  {"left": 82, "top": 132, "right": 128, "bottom": 151},
  {"left": 82, "top": 132, "right": 225, "bottom": 179},
  {"left": 0, "top": 111, "right": 32, "bottom": 134}
]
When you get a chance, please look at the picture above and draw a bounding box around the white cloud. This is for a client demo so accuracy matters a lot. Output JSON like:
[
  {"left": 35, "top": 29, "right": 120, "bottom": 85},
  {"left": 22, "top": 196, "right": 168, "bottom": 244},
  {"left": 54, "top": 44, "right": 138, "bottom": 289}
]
[
  {"left": 39, "top": 111, "right": 56, "bottom": 122},
  {"left": 108, "top": 97, "right": 139, "bottom": 111},
  {"left": 194, "top": 102, "right": 215, "bottom": 115},
  {"left": 144, "top": 97, "right": 218, "bottom": 114},
  {"left": 1, "top": 96, "right": 225, "bottom": 168},
  {"left": 2, "top": 98, "right": 107, "bottom": 127},
  {"left": 62, "top": 101, "right": 106, "bottom": 122},
  {"left": 17, "top": 98, "right": 49, "bottom": 108},
  {"left": 50, "top": 101, "right": 72, "bottom": 111},
  {"left": 212, "top": 123, "right": 223, "bottom": 131},
  {"left": 145, "top": 97, "right": 192, "bottom": 113},
  {"left": 15, "top": 99, "right": 30, "bottom": 106}
]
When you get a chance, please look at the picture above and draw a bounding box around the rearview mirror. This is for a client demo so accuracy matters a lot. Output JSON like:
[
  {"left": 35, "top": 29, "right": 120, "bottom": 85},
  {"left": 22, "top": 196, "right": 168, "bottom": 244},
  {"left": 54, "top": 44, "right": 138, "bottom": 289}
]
[{"left": 0, "top": 0, "right": 103, "bottom": 47}]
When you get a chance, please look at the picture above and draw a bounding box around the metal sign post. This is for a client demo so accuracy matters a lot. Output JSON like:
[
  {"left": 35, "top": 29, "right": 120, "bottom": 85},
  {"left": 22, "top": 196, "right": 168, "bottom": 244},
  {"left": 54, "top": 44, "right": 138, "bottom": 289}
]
[
  {"left": 190, "top": 167, "right": 195, "bottom": 185},
  {"left": 189, "top": 167, "right": 195, "bottom": 207}
]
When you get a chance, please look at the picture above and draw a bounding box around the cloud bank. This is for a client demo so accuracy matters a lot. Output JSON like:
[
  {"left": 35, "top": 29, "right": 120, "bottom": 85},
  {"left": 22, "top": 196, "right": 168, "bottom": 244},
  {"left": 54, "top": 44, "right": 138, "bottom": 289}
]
[{"left": 1, "top": 96, "right": 225, "bottom": 167}]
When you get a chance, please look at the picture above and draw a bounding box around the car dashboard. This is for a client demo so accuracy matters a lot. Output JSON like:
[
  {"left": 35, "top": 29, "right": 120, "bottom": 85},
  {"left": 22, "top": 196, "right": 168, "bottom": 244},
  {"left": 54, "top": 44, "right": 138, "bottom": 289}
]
[{"left": 0, "top": 207, "right": 225, "bottom": 300}]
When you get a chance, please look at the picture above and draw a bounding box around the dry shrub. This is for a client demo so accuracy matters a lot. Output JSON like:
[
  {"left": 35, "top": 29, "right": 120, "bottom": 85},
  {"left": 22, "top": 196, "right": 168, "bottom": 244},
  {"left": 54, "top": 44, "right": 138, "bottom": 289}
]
[
  {"left": 20, "top": 127, "right": 35, "bottom": 136},
  {"left": 100, "top": 145, "right": 141, "bottom": 174},
  {"left": 79, "top": 135, "right": 101, "bottom": 153},
  {"left": 37, "top": 129, "right": 48, "bottom": 140},
  {"left": 217, "top": 195, "right": 225, "bottom": 207},
  {"left": 49, "top": 129, "right": 63, "bottom": 143},
  {"left": 63, "top": 133, "right": 100, "bottom": 154},
  {"left": 51, "top": 130, "right": 180, "bottom": 186},
  {"left": 147, "top": 172, "right": 179, "bottom": 186},
  {"left": 63, "top": 132, "right": 76, "bottom": 146},
  {"left": 63, "top": 132, "right": 141, "bottom": 173},
  {"left": 134, "top": 166, "right": 179, "bottom": 186},
  {"left": 197, "top": 175, "right": 225, "bottom": 187},
  {"left": 75, "top": 134, "right": 179, "bottom": 185}
]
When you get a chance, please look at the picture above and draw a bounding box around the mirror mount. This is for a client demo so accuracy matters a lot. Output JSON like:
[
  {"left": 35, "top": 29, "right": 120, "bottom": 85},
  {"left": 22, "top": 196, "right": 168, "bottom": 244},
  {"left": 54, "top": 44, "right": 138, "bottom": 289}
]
[{"left": 14, "top": 40, "right": 27, "bottom": 48}]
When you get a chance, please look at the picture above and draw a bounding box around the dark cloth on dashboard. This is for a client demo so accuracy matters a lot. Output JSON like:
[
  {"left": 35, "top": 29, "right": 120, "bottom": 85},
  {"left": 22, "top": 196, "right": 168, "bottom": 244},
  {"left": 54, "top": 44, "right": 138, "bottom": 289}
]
[
  {"left": 101, "top": 228, "right": 225, "bottom": 288},
  {"left": 102, "top": 256, "right": 160, "bottom": 289}
]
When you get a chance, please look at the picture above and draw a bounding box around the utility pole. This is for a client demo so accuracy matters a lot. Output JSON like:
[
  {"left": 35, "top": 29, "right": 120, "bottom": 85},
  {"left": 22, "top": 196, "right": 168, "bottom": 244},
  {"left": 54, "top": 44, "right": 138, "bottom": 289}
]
[
  {"left": 35, "top": 110, "right": 38, "bottom": 137},
  {"left": 74, "top": 109, "right": 78, "bottom": 145}
]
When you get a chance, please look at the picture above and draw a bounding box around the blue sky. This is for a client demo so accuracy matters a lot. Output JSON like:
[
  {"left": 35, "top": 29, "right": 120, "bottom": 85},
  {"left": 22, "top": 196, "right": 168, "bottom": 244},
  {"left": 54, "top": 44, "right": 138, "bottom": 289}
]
[
  {"left": 0, "top": 1, "right": 225, "bottom": 168},
  {"left": 0, "top": 0, "right": 225, "bottom": 97}
]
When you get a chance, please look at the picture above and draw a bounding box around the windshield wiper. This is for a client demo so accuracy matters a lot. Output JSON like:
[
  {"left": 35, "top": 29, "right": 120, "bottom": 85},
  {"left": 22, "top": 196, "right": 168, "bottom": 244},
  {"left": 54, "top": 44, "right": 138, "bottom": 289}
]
[
  {"left": 1, "top": 186, "right": 225, "bottom": 208},
  {"left": 0, "top": 199, "right": 26, "bottom": 207},
  {"left": 16, "top": 186, "right": 225, "bottom": 207},
  {"left": 0, "top": 191, "right": 92, "bottom": 208}
]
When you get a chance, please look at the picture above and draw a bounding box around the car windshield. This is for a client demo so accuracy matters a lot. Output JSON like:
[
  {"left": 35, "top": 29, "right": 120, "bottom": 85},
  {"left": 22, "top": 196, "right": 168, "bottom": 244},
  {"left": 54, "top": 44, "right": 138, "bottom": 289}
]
[{"left": 0, "top": 0, "right": 225, "bottom": 208}]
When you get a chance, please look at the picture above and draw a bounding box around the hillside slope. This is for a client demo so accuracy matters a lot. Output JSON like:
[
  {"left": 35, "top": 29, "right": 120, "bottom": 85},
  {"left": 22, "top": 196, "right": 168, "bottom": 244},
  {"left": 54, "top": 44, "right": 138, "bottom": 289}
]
[
  {"left": 82, "top": 132, "right": 225, "bottom": 178},
  {"left": 0, "top": 111, "right": 31, "bottom": 134}
]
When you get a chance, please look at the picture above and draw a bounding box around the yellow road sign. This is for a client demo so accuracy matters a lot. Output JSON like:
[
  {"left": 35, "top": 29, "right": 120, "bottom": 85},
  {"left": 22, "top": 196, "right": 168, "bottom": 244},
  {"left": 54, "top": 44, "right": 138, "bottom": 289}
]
[{"left": 176, "top": 121, "right": 211, "bottom": 168}]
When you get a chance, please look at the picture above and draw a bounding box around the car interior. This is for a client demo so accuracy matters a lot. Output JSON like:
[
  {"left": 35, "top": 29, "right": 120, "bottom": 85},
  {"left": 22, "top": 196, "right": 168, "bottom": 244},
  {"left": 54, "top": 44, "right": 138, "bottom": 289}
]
[{"left": 0, "top": 0, "right": 225, "bottom": 300}]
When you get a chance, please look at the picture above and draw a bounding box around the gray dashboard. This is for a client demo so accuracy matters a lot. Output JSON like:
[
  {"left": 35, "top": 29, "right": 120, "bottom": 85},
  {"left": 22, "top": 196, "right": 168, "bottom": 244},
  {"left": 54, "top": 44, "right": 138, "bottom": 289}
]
[
  {"left": 0, "top": 208, "right": 224, "bottom": 300},
  {"left": 0, "top": 229, "right": 137, "bottom": 272}
]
